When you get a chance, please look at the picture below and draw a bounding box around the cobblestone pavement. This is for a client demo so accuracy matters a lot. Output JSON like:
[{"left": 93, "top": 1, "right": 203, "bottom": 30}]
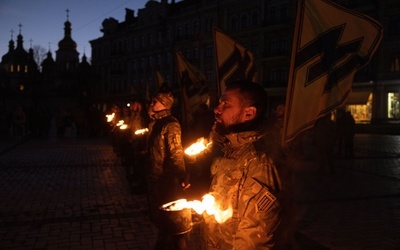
[
  {"left": 294, "top": 134, "right": 400, "bottom": 249},
  {"left": 0, "top": 137, "right": 156, "bottom": 250},
  {"left": 0, "top": 134, "right": 399, "bottom": 249}
]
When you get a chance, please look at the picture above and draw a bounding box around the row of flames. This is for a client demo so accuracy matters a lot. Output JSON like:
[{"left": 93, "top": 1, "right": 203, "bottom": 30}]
[
  {"left": 106, "top": 113, "right": 230, "bottom": 223},
  {"left": 106, "top": 112, "right": 148, "bottom": 134}
]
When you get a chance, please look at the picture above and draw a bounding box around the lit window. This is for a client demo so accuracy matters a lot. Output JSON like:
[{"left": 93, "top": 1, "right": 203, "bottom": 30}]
[{"left": 388, "top": 92, "right": 400, "bottom": 118}]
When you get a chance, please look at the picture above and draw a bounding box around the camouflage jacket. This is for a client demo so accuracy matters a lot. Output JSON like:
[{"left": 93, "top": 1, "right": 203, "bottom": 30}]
[
  {"left": 146, "top": 109, "right": 186, "bottom": 185},
  {"left": 204, "top": 129, "right": 283, "bottom": 250}
]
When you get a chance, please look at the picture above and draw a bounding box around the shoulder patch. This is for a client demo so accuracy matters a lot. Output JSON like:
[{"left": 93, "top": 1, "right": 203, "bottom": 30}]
[{"left": 257, "top": 189, "right": 276, "bottom": 212}]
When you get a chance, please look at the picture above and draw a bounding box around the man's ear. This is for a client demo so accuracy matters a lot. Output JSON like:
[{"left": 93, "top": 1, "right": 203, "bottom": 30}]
[{"left": 244, "top": 106, "right": 256, "bottom": 121}]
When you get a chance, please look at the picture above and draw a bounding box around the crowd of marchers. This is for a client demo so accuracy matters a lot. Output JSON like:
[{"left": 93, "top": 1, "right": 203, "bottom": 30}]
[{"left": 101, "top": 81, "right": 357, "bottom": 250}]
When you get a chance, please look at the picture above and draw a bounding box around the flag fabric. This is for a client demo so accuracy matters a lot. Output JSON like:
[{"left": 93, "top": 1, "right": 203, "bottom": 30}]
[
  {"left": 154, "top": 69, "right": 167, "bottom": 91},
  {"left": 213, "top": 27, "right": 257, "bottom": 95},
  {"left": 282, "top": 0, "right": 383, "bottom": 146},
  {"left": 174, "top": 49, "right": 209, "bottom": 128}
]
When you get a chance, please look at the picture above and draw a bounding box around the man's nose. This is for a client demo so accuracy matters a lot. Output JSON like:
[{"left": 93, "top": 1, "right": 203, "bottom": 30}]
[{"left": 214, "top": 105, "right": 221, "bottom": 114}]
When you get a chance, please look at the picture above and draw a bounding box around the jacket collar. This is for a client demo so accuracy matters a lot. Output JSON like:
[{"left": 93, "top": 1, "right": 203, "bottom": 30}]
[
  {"left": 151, "top": 109, "right": 171, "bottom": 120},
  {"left": 224, "top": 129, "right": 263, "bottom": 147}
]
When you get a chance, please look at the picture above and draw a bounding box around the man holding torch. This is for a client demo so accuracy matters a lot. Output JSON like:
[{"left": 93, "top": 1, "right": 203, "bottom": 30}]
[
  {"left": 203, "top": 81, "right": 285, "bottom": 249},
  {"left": 146, "top": 91, "right": 190, "bottom": 250}
]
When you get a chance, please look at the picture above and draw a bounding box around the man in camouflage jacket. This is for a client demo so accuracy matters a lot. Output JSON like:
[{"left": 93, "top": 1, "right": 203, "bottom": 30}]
[
  {"left": 146, "top": 91, "right": 190, "bottom": 249},
  {"left": 203, "top": 81, "right": 283, "bottom": 249}
]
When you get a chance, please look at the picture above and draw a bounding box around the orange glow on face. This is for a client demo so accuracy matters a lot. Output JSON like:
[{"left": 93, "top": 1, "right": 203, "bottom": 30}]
[
  {"left": 161, "top": 194, "right": 232, "bottom": 224},
  {"left": 184, "top": 137, "right": 212, "bottom": 156}
]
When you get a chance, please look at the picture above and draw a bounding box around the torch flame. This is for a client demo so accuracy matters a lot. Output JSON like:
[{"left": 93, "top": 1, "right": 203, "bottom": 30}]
[
  {"left": 160, "top": 194, "right": 233, "bottom": 224},
  {"left": 135, "top": 128, "right": 149, "bottom": 135},
  {"left": 119, "top": 124, "right": 128, "bottom": 130},
  {"left": 106, "top": 113, "right": 115, "bottom": 122},
  {"left": 184, "top": 137, "right": 212, "bottom": 156},
  {"left": 116, "top": 120, "right": 124, "bottom": 126}
]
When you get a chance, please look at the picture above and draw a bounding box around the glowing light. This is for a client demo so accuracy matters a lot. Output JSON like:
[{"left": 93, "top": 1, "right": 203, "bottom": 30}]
[
  {"left": 119, "top": 124, "right": 128, "bottom": 130},
  {"left": 106, "top": 113, "right": 115, "bottom": 122},
  {"left": 116, "top": 120, "right": 124, "bottom": 126},
  {"left": 135, "top": 128, "right": 149, "bottom": 135},
  {"left": 184, "top": 137, "right": 212, "bottom": 156},
  {"left": 161, "top": 194, "right": 232, "bottom": 224}
]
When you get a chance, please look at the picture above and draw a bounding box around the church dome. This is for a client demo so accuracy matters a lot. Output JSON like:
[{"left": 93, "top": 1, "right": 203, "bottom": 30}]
[{"left": 58, "top": 20, "right": 77, "bottom": 51}]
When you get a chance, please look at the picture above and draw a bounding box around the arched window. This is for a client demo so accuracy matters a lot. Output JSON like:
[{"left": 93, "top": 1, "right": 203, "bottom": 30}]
[
  {"left": 241, "top": 14, "right": 248, "bottom": 29},
  {"left": 251, "top": 11, "right": 259, "bottom": 27},
  {"left": 231, "top": 16, "right": 238, "bottom": 31}
]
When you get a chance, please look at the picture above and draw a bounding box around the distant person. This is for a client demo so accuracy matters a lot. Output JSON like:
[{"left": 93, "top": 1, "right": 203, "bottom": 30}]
[
  {"left": 126, "top": 99, "right": 149, "bottom": 194},
  {"left": 335, "top": 109, "right": 346, "bottom": 156},
  {"left": 12, "top": 104, "right": 26, "bottom": 138},
  {"left": 344, "top": 111, "right": 356, "bottom": 158},
  {"left": 314, "top": 114, "right": 336, "bottom": 174},
  {"left": 146, "top": 91, "right": 190, "bottom": 250}
]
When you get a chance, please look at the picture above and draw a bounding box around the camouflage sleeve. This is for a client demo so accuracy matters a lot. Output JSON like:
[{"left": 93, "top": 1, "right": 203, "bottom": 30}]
[
  {"left": 234, "top": 160, "right": 283, "bottom": 249},
  {"left": 165, "top": 121, "right": 186, "bottom": 180}
]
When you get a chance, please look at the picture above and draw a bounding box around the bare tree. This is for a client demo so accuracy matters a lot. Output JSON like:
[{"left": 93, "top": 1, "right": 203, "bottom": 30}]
[{"left": 32, "top": 45, "right": 48, "bottom": 70}]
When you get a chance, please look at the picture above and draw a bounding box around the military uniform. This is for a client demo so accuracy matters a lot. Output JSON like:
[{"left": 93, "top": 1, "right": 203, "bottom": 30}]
[
  {"left": 146, "top": 109, "right": 187, "bottom": 223},
  {"left": 204, "top": 128, "right": 283, "bottom": 249}
]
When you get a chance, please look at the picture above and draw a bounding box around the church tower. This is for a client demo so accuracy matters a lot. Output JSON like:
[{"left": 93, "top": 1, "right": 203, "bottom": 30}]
[{"left": 56, "top": 9, "right": 79, "bottom": 74}]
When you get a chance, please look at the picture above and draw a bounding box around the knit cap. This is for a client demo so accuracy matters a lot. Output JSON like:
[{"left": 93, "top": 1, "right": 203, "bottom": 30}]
[{"left": 154, "top": 92, "right": 174, "bottom": 109}]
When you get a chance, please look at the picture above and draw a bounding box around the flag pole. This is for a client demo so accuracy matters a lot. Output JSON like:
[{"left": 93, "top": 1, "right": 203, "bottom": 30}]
[
  {"left": 282, "top": 0, "right": 303, "bottom": 148},
  {"left": 213, "top": 26, "right": 222, "bottom": 98}
]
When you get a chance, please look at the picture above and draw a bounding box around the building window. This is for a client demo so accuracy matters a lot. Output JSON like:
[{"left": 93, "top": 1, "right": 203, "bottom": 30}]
[
  {"left": 149, "top": 33, "right": 155, "bottom": 46},
  {"left": 241, "top": 14, "right": 248, "bottom": 29},
  {"left": 278, "top": 37, "right": 289, "bottom": 55},
  {"left": 206, "top": 69, "right": 213, "bottom": 86},
  {"left": 280, "top": 67, "right": 288, "bottom": 83},
  {"left": 185, "top": 48, "right": 191, "bottom": 60},
  {"left": 269, "top": 39, "right": 278, "bottom": 55},
  {"left": 346, "top": 92, "right": 373, "bottom": 123},
  {"left": 193, "top": 21, "right": 199, "bottom": 35},
  {"left": 194, "top": 47, "right": 200, "bottom": 60},
  {"left": 268, "top": 6, "right": 277, "bottom": 23},
  {"left": 177, "top": 25, "right": 182, "bottom": 38},
  {"left": 157, "top": 31, "right": 162, "bottom": 44},
  {"left": 269, "top": 68, "right": 277, "bottom": 82},
  {"left": 158, "top": 54, "right": 162, "bottom": 67},
  {"left": 389, "top": 15, "right": 400, "bottom": 36},
  {"left": 205, "top": 17, "right": 213, "bottom": 33},
  {"left": 205, "top": 44, "right": 214, "bottom": 58},
  {"left": 390, "top": 56, "right": 400, "bottom": 72},
  {"left": 231, "top": 16, "right": 238, "bottom": 31},
  {"left": 141, "top": 36, "right": 145, "bottom": 48},
  {"left": 10, "top": 64, "right": 14, "bottom": 72},
  {"left": 251, "top": 11, "right": 259, "bottom": 27},
  {"left": 185, "top": 23, "right": 192, "bottom": 37},
  {"left": 167, "top": 29, "right": 172, "bottom": 42},
  {"left": 388, "top": 92, "right": 400, "bottom": 118},
  {"left": 280, "top": 3, "right": 288, "bottom": 22}
]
